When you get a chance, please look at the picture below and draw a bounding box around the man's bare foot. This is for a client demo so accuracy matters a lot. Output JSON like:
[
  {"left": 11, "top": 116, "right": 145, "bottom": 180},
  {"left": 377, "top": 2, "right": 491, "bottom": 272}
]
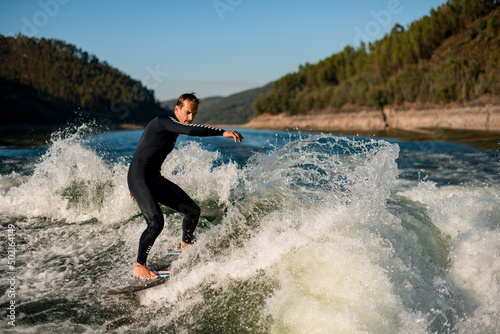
[
  {"left": 133, "top": 263, "right": 158, "bottom": 280},
  {"left": 180, "top": 241, "right": 192, "bottom": 252}
]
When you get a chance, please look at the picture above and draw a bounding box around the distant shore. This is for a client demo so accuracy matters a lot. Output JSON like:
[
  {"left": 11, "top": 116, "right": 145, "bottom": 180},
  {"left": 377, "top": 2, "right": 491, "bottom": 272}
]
[
  {"left": 3, "top": 104, "right": 500, "bottom": 140},
  {"left": 242, "top": 104, "right": 500, "bottom": 133}
]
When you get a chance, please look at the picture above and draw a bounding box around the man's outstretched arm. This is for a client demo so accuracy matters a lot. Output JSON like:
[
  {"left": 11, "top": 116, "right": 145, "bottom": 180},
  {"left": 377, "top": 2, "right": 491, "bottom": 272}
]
[{"left": 223, "top": 130, "right": 244, "bottom": 143}]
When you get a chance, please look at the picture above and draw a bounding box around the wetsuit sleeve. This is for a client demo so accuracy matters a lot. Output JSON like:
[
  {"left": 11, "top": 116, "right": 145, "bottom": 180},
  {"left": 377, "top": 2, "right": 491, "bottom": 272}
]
[{"left": 160, "top": 116, "right": 225, "bottom": 137}]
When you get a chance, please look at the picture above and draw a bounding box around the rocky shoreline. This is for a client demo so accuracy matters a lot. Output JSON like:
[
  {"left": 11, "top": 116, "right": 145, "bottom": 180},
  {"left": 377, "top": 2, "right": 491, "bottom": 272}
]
[
  {"left": 6, "top": 104, "right": 499, "bottom": 139},
  {"left": 242, "top": 104, "right": 500, "bottom": 133}
]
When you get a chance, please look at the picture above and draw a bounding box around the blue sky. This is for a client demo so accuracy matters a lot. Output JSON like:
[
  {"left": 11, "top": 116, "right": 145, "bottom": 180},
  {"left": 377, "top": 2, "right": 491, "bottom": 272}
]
[{"left": 1, "top": 0, "right": 446, "bottom": 101}]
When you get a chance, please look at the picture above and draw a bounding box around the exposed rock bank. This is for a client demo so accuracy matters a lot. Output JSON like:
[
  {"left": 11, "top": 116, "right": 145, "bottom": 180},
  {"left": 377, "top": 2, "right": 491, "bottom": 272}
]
[{"left": 243, "top": 104, "right": 500, "bottom": 133}]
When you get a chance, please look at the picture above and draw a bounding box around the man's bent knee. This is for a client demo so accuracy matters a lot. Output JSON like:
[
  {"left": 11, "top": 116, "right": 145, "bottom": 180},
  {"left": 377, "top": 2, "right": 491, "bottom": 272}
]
[
  {"left": 149, "top": 214, "right": 165, "bottom": 238},
  {"left": 179, "top": 202, "right": 201, "bottom": 220}
]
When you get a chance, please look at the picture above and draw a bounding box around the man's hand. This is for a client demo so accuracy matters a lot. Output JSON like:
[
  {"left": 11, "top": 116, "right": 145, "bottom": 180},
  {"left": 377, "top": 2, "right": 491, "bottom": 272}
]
[
  {"left": 129, "top": 192, "right": 135, "bottom": 201},
  {"left": 223, "top": 130, "right": 244, "bottom": 143}
]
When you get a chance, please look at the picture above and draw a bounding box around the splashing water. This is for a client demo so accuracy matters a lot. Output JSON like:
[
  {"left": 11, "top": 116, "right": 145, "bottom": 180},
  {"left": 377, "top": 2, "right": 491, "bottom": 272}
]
[{"left": 0, "top": 126, "right": 499, "bottom": 333}]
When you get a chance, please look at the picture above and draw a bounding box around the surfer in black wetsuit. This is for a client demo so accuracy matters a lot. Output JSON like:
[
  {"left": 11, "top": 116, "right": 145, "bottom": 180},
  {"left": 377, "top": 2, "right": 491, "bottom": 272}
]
[{"left": 128, "top": 93, "right": 244, "bottom": 279}]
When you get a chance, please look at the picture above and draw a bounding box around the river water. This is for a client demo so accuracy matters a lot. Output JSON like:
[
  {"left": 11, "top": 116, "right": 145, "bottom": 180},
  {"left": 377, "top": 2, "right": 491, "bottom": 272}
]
[{"left": 0, "top": 124, "right": 499, "bottom": 333}]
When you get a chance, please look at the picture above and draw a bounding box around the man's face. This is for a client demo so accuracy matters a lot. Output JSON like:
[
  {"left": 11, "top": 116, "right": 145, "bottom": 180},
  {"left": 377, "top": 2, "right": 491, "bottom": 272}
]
[{"left": 174, "top": 99, "right": 198, "bottom": 124}]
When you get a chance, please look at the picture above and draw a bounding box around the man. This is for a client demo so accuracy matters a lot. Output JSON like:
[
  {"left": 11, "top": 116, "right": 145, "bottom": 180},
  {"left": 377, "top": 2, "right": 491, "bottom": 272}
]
[{"left": 128, "top": 93, "right": 244, "bottom": 279}]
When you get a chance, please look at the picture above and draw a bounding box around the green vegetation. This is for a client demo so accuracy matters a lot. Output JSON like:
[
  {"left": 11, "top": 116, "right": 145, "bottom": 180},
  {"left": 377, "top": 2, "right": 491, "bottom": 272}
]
[
  {"left": 195, "top": 84, "right": 272, "bottom": 125},
  {"left": 253, "top": 0, "right": 500, "bottom": 116},
  {"left": 160, "top": 84, "right": 272, "bottom": 125},
  {"left": 2, "top": 0, "right": 499, "bottom": 129},
  {"left": 0, "top": 35, "right": 163, "bottom": 128}
]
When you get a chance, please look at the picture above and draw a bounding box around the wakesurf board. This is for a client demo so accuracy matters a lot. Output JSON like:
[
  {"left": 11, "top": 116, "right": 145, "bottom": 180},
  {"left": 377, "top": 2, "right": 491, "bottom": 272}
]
[{"left": 102, "top": 252, "right": 179, "bottom": 295}]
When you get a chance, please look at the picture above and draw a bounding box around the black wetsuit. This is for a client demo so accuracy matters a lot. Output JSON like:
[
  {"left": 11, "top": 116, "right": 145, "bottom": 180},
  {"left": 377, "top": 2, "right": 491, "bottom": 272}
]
[{"left": 128, "top": 115, "right": 224, "bottom": 265}]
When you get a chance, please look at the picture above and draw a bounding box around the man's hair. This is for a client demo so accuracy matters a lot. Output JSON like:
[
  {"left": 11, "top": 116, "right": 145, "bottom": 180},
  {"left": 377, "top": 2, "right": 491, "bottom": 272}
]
[{"left": 176, "top": 93, "right": 199, "bottom": 108}]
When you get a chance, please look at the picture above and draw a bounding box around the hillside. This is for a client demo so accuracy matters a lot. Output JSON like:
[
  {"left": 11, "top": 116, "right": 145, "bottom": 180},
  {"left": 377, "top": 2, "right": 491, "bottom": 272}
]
[
  {"left": 2, "top": 1, "right": 498, "bottom": 132},
  {"left": 0, "top": 35, "right": 164, "bottom": 131},
  {"left": 253, "top": 0, "right": 500, "bottom": 116},
  {"left": 160, "top": 83, "right": 272, "bottom": 125},
  {"left": 160, "top": 96, "right": 226, "bottom": 114}
]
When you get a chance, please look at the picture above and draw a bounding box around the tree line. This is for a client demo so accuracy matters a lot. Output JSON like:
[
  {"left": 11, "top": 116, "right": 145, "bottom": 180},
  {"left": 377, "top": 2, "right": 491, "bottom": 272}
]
[
  {"left": 253, "top": 0, "right": 500, "bottom": 116},
  {"left": 0, "top": 35, "right": 163, "bottom": 127}
]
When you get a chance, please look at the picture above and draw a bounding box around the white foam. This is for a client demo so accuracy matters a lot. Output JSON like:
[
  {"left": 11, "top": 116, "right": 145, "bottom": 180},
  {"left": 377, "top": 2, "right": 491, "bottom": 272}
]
[
  {"left": 0, "top": 130, "right": 239, "bottom": 224},
  {"left": 136, "top": 136, "right": 435, "bottom": 332},
  {"left": 400, "top": 182, "right": 500, "bottom": 333},
  {"left": 161, "top": 141, "right": 241, "bottom": 206},
  {"left": 3, "top": 129, "right": 497, "bottom": 333}
]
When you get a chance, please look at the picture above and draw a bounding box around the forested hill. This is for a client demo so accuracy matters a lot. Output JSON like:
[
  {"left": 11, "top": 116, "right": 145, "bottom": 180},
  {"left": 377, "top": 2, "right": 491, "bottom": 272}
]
[
  {"left": 0, "top": 35, "right": 164, "bottom": 129},
  {"left": 253, "top": 0, "right": 500, "bottom": 116},
  {"left": 168, "top": 83, "right": 272, "bottom": 125}
]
